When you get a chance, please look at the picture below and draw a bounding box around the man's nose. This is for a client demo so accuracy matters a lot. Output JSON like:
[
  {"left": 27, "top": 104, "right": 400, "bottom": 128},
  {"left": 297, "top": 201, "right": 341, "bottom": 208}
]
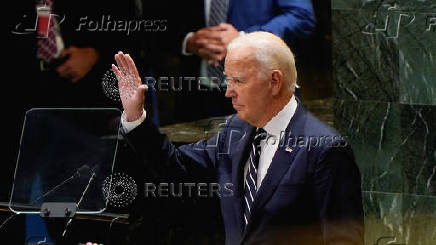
[{"left": 225, "top": 82, "right": 235, "bottom": 97}]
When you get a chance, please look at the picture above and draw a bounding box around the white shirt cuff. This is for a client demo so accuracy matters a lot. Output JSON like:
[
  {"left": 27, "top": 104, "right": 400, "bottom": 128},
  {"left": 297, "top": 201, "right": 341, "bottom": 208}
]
[
  {"left": 182, "top": 32, "right": 194, "bottom": 56},
  {"left": 121, "top": 109, "right": 147, "bottom": 133}
]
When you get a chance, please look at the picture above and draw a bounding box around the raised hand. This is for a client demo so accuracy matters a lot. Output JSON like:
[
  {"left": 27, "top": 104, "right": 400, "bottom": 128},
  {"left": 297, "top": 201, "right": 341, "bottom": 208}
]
[{"left": 112, "top": 51, "right": 148, "bottom": 122}]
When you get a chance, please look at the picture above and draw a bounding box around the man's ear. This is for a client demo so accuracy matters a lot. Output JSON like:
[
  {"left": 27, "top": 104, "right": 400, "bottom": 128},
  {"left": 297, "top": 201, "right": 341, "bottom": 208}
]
[{"left": 271, "top": 70, "right": 283, "bottom": 96}]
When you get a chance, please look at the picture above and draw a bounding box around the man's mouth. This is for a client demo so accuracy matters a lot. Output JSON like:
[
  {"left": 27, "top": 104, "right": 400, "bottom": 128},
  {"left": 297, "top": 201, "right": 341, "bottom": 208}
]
[{"left": 232, "top": 104, "right": 243, "bottom": 110}]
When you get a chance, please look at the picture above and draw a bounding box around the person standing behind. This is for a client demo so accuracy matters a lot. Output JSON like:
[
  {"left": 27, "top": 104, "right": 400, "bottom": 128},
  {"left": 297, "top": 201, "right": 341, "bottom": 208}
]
[{"left": 175, "top": 0, "right": 315, "bottom": 122}]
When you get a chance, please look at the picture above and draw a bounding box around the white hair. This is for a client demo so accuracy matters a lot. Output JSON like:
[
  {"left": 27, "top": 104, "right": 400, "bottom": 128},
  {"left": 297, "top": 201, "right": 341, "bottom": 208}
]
[{"left": 227, "top": 32, "right": 298, "bottom": 92}]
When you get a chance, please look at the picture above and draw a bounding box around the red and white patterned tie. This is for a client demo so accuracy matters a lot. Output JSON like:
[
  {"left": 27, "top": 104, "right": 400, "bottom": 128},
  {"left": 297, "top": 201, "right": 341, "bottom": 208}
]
[{"left": 36, "top": 0, "right": 57, "bottom": 62}]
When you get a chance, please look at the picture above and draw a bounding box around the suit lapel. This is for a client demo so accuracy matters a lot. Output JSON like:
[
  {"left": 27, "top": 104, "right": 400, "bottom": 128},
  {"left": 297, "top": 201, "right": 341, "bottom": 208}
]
[
  {"left": 241, "top": 98, "right": 308, "bottom": 240},
  {"left": 230, "top": 122, "right": 255, "bottom": 236}
]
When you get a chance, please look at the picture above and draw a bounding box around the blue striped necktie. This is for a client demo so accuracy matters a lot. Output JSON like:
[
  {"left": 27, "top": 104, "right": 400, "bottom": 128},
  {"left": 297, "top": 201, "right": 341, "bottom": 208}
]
[
  {"left": 243, "top": 128, "right": 267, "bottom": 226},
  {"left": 207, "top": 0, "right": 228, "bottom": 86},
  {"left": 209, "top": 0, "right": 227, "bottom": 27}
]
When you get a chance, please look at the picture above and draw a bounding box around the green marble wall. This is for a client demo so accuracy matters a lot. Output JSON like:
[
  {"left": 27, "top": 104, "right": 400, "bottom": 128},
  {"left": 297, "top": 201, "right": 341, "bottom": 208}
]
[{"left": 332, "top": 1, "right": 436, "bottom": 244}]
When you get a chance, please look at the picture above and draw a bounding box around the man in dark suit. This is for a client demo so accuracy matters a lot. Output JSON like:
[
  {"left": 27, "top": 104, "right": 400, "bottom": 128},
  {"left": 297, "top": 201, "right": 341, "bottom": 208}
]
[{"left": 112, "top": 31, "right": 363, "bottom": 244}]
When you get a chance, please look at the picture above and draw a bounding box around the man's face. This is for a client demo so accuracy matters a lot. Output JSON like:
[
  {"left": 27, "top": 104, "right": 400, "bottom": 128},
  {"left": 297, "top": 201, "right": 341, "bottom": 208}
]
[{"left": 224, "top": 47, "right": 272, "bottom": 126}]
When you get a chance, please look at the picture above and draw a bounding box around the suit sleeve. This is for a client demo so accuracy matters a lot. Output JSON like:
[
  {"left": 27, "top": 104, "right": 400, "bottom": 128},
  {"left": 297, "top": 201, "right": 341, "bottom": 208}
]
[
  {"left": 243, "top": 0, "right": 316, "bottom": 45},
  {"left": 312, "top": 142, "right": 364, "bottom": 245},
  {"left": 124, "top": 118, "right": 220, "bottom": 182}
]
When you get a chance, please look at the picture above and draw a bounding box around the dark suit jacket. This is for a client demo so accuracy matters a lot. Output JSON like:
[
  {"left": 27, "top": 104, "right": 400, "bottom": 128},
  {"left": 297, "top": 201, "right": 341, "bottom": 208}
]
[{"left": 125, "top": 97, "right": 364, "bottom": 245}]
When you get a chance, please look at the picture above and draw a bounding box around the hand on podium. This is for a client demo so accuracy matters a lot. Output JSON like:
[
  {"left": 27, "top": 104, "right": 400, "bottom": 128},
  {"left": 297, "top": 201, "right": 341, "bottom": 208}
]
[{"left": 112, "top": 51, "right": 148, "bottom": 122}]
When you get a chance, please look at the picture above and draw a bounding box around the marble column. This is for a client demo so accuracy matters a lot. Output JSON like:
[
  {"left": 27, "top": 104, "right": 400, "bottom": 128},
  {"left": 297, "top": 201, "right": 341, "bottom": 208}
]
[{"left": 332, "top": 1, "right": 436, "bottom": 244}]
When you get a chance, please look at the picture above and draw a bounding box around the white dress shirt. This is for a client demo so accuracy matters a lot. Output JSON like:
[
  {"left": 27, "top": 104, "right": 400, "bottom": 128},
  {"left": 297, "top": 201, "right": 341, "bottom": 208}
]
[
  {"left": 243, "top": 95, "right": 298, "bottom": 189},
  {"left": 120, "top": 109, "right": 147, "bottom": 133}
]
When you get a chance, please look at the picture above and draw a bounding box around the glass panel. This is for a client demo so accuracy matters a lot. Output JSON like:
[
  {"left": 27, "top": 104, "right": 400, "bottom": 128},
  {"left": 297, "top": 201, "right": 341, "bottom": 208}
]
[{"left": 9, "top": 108, "right": 121, "bottom": 214}]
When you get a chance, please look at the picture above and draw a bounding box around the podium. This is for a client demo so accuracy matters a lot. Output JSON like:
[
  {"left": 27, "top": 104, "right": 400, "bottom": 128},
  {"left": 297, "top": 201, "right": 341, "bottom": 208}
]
[
  {"left": 1, "top": 108, "right": 246, "bottom": 244},
  {"left": 1, "top": 108, "right": 130, "bottom": 244}
]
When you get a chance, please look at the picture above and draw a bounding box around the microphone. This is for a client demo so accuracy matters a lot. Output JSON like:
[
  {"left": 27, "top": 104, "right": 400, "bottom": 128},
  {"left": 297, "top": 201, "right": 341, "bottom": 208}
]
[
  {"left": 74, "top": 164, "right": 91, "bottom": 178},
  {"left": 74, "top": 164, "right": 100, "bottom": 178},
  {"left": 30, "top": 164, "right": 95, "bottom": 204}
]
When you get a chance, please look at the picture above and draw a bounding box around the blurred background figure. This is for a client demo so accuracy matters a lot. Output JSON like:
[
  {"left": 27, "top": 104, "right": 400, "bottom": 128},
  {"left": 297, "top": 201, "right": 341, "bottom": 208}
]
[
  {"left": 5, "top": 0, "right": 141, "bottom": 199},
  {"left": 4, "top": 0, "right": 140, "bottom": 243},
  {"left": 173, "top": 0, "right": 315, "bottom": 122}
]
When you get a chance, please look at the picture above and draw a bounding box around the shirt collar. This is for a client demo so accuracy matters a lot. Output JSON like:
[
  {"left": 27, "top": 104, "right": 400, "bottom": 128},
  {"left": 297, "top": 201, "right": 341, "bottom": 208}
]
[{"left": 263, "top": 95, "right": 297, "bottom": 138}]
